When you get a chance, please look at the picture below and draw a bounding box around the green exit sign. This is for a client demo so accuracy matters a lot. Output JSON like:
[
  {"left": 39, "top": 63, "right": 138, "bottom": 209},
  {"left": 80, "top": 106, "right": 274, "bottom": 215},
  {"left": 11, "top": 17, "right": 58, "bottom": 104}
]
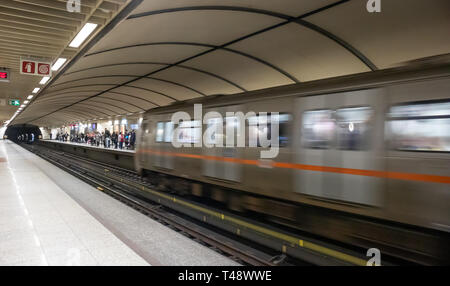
[{"left": 9, "top": 99, "right": 20, "bottom": 106}]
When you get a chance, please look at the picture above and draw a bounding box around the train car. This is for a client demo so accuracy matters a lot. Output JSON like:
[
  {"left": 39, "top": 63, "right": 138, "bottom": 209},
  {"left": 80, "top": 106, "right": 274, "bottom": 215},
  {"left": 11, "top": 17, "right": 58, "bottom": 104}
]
[{"left": 135, "top": 62, "right": 450, "bottom": 260}]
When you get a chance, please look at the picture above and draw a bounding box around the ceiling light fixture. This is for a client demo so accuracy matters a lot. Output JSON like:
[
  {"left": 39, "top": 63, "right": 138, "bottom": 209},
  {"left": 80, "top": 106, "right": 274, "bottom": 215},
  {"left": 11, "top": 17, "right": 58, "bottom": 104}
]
[
  {"left": 39, "top": 76, "right": 50, "bottom": 85},
  {"left": 69, "top": 23, "right": 98, "bottom": 48},
  {"left": 32, "top": 88, "right": 40, "bottom": 93},
  {"left": 52, "top": 58, "right": 67, "bottom": 71}
]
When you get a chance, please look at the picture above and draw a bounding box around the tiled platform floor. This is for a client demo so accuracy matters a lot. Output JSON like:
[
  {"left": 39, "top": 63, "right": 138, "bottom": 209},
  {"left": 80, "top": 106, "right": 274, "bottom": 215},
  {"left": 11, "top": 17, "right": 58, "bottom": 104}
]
[
  {"left": 0, "top": 140, "right": 239, "bottom": 266},
  {"left": 0, "top": 140, "right": 147, "bottom": 266}
]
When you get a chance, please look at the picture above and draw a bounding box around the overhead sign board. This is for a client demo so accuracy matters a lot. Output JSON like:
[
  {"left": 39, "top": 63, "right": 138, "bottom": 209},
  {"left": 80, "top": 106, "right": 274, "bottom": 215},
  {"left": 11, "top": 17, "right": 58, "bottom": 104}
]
[
  {"left": 0, "top": 68, "right": 10, "bottom": 82},
  {"left": 20, "top": 57, "right": 52, "bottom": 76},
  {"left": 9, "top": 99, "right": 20, "bottom": 106}
]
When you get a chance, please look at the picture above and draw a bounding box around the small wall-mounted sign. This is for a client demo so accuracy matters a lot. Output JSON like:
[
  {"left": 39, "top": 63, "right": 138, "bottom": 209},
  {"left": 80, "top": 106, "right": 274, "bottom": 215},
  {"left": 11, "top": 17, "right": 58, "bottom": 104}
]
[
  {"left": 9, "top": 99, "right": 20, "bottom": 106},
  {"left": 20, "top": 57, "right": 52, "bottom": 77}
]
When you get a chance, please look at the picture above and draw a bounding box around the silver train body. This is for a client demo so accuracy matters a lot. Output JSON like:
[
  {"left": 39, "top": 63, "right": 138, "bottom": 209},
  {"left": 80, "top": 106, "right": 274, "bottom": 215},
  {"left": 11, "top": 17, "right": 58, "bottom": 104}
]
[{"left": 135, "top": 63, "right": 450, "bottom": 233}]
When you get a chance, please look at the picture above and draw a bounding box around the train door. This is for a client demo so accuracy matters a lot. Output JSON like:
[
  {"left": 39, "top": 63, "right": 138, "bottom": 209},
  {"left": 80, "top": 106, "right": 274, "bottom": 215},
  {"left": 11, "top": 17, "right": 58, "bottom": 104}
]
[
  {"left": 243, "top": 98, "right": 294, "bottom": 195},
  {"left": 153, "top": 115, "right": 174, "bottom": 170},
  {"left": 202, "top": 105, "right": 243, "bottom": 182},
  {"left": 384, "top": 78, "right": 450, "bottom": 228},
  {"left": 295, "top": 89, "right": 384, "bottom": 206},
  {"left": 138, "top": 119, "right": 151, "bottom": 167}
]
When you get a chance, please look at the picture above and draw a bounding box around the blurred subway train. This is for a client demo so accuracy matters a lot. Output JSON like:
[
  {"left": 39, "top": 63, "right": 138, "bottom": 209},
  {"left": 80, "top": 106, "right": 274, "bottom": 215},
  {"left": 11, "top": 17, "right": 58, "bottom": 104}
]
[{"left": 135, "top": 61, "right": 450, "bottom": 263}]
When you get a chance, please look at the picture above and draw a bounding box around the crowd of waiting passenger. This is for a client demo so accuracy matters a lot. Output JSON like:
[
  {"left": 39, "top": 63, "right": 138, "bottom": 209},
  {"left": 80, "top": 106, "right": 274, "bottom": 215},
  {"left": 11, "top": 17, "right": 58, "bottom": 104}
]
[{"left": 54, "top": 128, "right": 136, "bottom": 150}]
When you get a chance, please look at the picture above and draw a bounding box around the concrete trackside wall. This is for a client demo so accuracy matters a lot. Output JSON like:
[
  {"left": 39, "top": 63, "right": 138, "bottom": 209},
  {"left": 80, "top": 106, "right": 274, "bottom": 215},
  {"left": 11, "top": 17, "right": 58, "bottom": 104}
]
[{"left": 38, "top": 140, "right": 135, "bottom": 171}]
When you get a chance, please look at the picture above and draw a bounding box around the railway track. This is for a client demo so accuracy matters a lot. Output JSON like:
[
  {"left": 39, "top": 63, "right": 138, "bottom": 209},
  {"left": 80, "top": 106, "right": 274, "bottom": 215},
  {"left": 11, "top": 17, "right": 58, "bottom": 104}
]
[{"left": 21, "top": 142, "right": 379, "bottom": 266}]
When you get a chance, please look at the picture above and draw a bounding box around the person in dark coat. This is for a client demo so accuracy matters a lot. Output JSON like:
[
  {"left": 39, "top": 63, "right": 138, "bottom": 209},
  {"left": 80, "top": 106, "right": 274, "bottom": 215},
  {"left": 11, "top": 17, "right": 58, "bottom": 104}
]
[{"left": 130, "top": 130, "right": 136, "bottom": 150}]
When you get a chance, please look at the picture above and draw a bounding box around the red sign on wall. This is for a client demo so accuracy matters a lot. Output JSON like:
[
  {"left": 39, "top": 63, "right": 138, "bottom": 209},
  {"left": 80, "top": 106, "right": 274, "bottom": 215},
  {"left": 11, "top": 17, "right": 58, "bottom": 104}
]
[
  {"left": 20, "top": 57, "right": 52, "bottom": 77},
  {"left": 37, "top": 63, "right": 50, "bottom": 75},
  {"left": 22, "top": 61, "right": 35, "bottom": 74}
]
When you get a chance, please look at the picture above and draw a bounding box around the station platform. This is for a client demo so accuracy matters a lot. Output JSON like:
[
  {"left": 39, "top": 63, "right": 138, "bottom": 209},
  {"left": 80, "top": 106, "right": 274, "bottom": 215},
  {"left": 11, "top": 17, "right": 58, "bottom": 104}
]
[
  {"left": 0, "top": 140, "right": 238, "bottom": 266},
  {"left": 39, "top": 140, "right": 135, "bottom": 170},
  {"left": 43, "top": 140, "right": 135, "bottom": 153}
]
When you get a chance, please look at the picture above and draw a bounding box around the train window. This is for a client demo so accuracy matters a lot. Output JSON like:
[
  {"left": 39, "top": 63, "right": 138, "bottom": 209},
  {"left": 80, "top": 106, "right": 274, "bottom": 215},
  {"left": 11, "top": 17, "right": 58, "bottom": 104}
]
[
  {"left": 302, "top": 110, "right": 335, "bottom": 149},
  {"left": 205, "top": 117, "right": 223, "bottom": 146},
  {"left": 177, "top": 120, "right": 201, "bottom": 144},
  {"left": 248, "top": 113, "right": 291, "bottom": 147},
  {"left": 387, "top": 102, "right": 450, "bottom": 152},
  {"left": 156, "top": 122, "right": 164, "bottom": 142},
  {"left": 336, "top": 107, "right": 373, "bottom": 150},
  {"left": 164, "top": 122, "right": 174, "bottom": 143},
  {"left": 143, "top": 122, "right": 149, "bottom": 134},
  {"left": 225, "top": 116, "right": 243, "bottom": 147}
]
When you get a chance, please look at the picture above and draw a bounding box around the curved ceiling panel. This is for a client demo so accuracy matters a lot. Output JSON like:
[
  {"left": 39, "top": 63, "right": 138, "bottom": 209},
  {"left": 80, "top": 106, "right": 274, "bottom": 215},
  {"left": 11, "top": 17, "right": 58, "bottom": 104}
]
[
  {"left": 34, "top": 91, "right": 99, "bottom": 104},
  {"left": 50, "top": 76, "right": 138, "bottom": 90},
  {"left": 90, "top": 97, "right": 145, "bottom": 113},
  {"left": 89, "top": 10, "right": 283, "bottom": 53},
  {"left": 112, "top": 86, "right": 175, "bottom": 106},
  {"left": 32, "top": 99, "right": 86, "bottom": 108},
  {"left": 132, "top": 0, "right": 337, "bottom": 18},
  {"left": 77, "top": 101, "right": 129, "bottom": 115},
  {"left": 67, "top": 45, "right": 209, "bottom": 73},
  {"left": 130, "top": 77, "right": 205, "bottom": 101},
  {"left": 229, "top": 22, "right": 370, "bottom": 82},
  {"left": 42, "top": 84, "right": 117, "bottom": 95},
  {"left": 65, "top": 105, "right": 113, "bottom": 118},
  {"left": 152, "top": 65, "right": 244, "bottom": 95},
  {"left": 182, "top": 49, "right": 294, "bottom": 90},
  {"left": 61, "top": 63, "right": 168, "bottom": 82},
  {"left": 99, "top": 92, "right": 159, "bottom": 110},
  {"left": 40, "top": 90, "right": 106, "bottom": 98},
  {"left": 306, "top": 0, "right": 450, "bottom": 68}
]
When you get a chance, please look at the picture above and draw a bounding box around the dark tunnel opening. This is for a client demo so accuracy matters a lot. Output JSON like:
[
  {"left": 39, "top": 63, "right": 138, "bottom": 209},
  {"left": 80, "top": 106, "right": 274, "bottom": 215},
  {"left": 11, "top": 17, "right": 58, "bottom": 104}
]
[{"left": 4, "top": 124, "right": 42, "bottom": 144}]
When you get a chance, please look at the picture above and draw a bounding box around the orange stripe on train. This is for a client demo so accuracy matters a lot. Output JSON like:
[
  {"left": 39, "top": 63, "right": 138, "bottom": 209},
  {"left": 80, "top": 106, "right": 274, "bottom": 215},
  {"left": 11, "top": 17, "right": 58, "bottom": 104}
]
[{"left": 137, "top": 149, "right": 450, "bottom": 184}]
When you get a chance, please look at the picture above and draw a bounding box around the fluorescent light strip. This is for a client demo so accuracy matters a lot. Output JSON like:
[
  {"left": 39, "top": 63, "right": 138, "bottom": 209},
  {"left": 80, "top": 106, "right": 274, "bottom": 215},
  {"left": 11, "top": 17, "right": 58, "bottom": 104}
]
[
  {"left": 69, "top": 23, "right": 98, "bottom": 48},
  {"left": 52, "top": 58, "right": 67, "bottom": 71},
  {"left": 32, "top": 88, "right": 40, "bottom": 93},
  {"left": 39, "top": 76, "right": 50, "bottom": 85},
  {"left": 27, "top": 95, "right": 33, "bottom": 100}
]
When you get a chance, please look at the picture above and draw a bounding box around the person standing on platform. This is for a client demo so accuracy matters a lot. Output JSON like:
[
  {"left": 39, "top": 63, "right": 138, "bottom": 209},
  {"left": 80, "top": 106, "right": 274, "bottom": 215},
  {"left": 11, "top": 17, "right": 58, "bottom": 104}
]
[
  {"left": 105, "top": 128, "right": 111, "bottom": 148},
  {"left": 112, "top": 131, "right": 117, "bottom": 149},
  {"left": 124, "top": 130, "right": 129, "bottom": 149},
  {"left": 130, "top": 130, "right": 136, "bottom": 150},
  {"left": 95, "top": 131, "right": 101, "bottom": 147},
  {"left": 119, "top": 132, "right": 124, "bottom": 150}
]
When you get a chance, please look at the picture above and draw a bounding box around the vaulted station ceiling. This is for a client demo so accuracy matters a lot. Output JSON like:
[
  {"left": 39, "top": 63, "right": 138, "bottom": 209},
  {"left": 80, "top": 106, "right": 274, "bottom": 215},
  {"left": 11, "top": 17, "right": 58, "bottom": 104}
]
[
  {"left": 0, "top": 0, "right": 131, "bottom": 125},
  {"left": 11, "top": 0, "right": 450, "bottom": 127}
]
